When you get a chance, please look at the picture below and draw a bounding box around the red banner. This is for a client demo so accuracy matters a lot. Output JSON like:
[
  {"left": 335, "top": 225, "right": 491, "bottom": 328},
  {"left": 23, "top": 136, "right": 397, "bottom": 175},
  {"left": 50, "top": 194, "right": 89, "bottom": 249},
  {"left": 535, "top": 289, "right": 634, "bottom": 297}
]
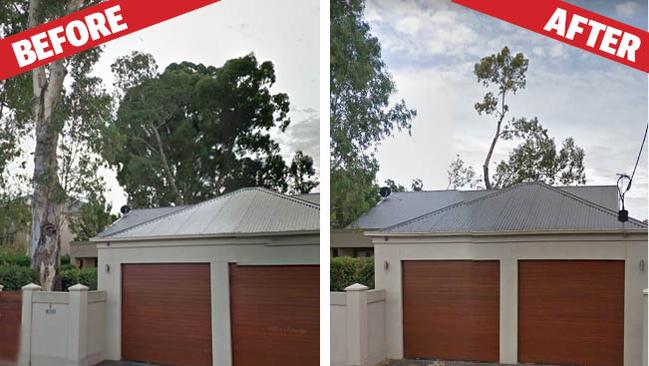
[
  {"left": 453, "top": 0, "right": 649, "bottom": 73},
  {"left": 0, "top": 0, "right": 222, "bottom": 81}
]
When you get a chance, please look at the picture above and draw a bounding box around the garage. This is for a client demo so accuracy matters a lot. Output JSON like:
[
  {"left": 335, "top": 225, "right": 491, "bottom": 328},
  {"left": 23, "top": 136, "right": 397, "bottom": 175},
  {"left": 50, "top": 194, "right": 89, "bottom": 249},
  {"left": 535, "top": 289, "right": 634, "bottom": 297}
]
[
  {"left": 368, "top": 183, "right": 647, "bottom": 365},
  {"left": 229, "top": 264, "right": 319, "bottom": 366},
  {"left": 402, "top": 260, "right": 500, "bottom": 362},
  {"left": 518, "top": 260, "right": 625, "bottom": 366},
  {"left": 92, "top": 187, "right": 320, "bottom": 365},
  {"left": 121, "top": 263, "right": 212, "bottom": 366}
]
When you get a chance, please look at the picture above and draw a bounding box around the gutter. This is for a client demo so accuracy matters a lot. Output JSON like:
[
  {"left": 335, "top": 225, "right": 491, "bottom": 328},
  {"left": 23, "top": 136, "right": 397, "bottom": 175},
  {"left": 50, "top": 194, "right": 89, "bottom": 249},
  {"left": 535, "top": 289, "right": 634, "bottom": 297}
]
[
  {"left": 90, "top": 229, "right": 320, "bottom": 243},
  {"left": 365, "top": 228, "right": 648, "bottom": 238}
]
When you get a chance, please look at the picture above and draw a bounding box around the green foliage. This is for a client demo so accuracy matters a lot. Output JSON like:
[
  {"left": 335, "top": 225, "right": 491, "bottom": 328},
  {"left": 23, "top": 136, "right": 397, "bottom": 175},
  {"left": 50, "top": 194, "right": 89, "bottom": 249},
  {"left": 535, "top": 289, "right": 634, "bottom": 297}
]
[
  {"left": 0, "top": 246, "right": 36, "bottom": 290},
  {"left": 68, "top": 194, "right": 117, "bottom": 242},
  {"left": 473, "top": 46, "right": 529, "bottom": 189},
  {"left": 288, "top": 151, "right": 319, "bottom": 194},
  {"left": 330, "top": 256, "right": 374, "bottom": 291},
  {"left": 447, "top": 155, "right": 481, "bottom": 190},
  {"left": 0, "top": 246, "right": 30, "bottom": 267},
  {"left": 330, "top": 0, "right": 416, "bottom": 228},
  {"left": 0, "top": 195, "right": 31, "bottom": 245},
  {"left": 493, "top": 118, "right": 586, "bottom": 187},
  {"left": 106, "top": 53, "right": 317, "bottom": 207},
  {"left": 0, "top": 265, "right": 38, "bottom": 290},
  {"left": 384, "top": 179, "right": 405, "bottom": 193},
  {"left": 411, "top": 178, "right": 423, "bottom": 192},
  {"left": 61, "top": 267, "right": 97, "bottom": 291},
  {"left": 60, "top": 254, "right": 75, "bottom": 271},
  {"left": 454, "top": 47, "right": 586, "bottom": 190}
]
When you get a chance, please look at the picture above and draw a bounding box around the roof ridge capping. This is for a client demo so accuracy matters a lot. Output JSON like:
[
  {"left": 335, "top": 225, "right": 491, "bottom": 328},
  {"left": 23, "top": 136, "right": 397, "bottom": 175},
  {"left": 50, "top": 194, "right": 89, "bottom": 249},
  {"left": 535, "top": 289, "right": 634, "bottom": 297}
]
[{"left": 381, "top": 182, "right": 646, "bottom": 233}]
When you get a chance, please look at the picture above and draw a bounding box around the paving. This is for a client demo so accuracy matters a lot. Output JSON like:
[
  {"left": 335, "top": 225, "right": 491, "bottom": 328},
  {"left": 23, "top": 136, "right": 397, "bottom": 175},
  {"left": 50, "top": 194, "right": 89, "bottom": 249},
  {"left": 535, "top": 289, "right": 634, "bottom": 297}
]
[{"left": 387, "top": 360, "right": 559, "bottom": 366}]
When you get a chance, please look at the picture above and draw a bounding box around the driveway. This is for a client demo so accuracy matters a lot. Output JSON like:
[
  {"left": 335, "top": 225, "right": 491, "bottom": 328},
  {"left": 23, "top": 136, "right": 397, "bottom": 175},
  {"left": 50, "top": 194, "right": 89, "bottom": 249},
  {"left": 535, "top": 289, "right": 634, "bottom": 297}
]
[{"left": 387, "top": 360, "right": 560, "bottom": 366}]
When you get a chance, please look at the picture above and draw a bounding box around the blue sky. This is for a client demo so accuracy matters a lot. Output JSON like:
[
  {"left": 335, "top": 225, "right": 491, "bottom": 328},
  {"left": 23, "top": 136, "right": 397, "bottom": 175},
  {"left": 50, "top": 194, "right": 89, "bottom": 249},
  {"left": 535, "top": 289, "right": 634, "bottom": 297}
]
[{"left": 366, "top": 0, "right": 648, "bottom": 219}]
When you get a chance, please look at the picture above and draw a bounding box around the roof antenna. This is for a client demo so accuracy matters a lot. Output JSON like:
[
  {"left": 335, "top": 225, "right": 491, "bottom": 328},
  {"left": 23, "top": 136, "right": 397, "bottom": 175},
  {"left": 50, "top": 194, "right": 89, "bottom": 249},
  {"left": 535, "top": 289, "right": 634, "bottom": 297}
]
[{"left": 617, "top": 123, "right": 648, "bottom": 223}]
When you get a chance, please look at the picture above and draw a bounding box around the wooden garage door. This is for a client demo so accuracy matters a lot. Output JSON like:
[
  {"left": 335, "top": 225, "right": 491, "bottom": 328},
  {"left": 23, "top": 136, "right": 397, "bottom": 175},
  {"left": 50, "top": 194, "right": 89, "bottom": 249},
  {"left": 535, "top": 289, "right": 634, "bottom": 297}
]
[
  {"left": 402, "top": 260, "right": 500, "bottom": 362},
  {"left": 122, "top": 263, "right": 212, "bottom": 366},
  {"left": 519, "top": 260, "right": 625, "bottom": 366},
  {"left": 229, "top": 264, "right": 319, "bottom": 366}
]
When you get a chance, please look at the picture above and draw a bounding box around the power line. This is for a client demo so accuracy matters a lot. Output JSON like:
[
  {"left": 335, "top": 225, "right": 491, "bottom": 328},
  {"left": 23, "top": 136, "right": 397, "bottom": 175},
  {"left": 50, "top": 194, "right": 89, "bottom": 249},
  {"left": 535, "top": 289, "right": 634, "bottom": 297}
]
[
  {"left": 616, "top": 123, "right": 648, "bottom": 223},
  {"left": 628, "top": 123, "right": 648, "bottom": 190}
]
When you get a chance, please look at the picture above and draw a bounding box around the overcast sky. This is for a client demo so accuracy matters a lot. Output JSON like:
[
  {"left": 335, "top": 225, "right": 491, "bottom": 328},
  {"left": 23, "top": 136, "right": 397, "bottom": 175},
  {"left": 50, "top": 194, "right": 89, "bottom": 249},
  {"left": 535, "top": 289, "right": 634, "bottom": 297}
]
[
  {"left": 90, "top": 0, "right": 319, "bottom": 211},
  {"left": 365, "top": 0, "right": 648, "bottom": 220}
]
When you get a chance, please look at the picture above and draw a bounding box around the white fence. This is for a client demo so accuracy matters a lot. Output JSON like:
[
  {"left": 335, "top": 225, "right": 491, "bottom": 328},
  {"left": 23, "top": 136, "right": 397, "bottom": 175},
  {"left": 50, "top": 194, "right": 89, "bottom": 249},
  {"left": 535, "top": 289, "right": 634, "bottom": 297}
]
[
  {"left": 19, "top": 283, "right": 106, "bottom": 366},
  {"left": 331, "top": 284, "right": 386, "bottom": 366}
]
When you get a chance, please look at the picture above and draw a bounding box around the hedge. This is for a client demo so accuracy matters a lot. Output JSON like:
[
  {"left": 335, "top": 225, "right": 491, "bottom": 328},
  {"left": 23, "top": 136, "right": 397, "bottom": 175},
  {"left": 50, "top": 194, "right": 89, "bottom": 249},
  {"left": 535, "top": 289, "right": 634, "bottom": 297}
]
[
  {"left": 0, "top": 265, "right": 38, "bottom": 291},
  {"left": 0, "top": 246, "right": 30, "bottom": 267},
  {"left": 61, "top": 267, "right": 97, "bottom": 291},
  {"left": 330, "top": 256, "right": 374, "bottom": 291}
]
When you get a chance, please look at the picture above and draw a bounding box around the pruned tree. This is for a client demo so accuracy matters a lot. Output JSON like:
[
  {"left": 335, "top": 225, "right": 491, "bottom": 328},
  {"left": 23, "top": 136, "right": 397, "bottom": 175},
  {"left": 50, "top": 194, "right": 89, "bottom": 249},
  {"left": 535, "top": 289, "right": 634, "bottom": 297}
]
[
  {"left": 492, "top": 118, "right": 586, "bottom": 187},
  {"left": 474, "top": 46, "right": 529, "bottom": 189},
  {"left": 331, "top": 0, "right": 416, "bottom": 228},
  {"left": 411, "top": 178, "right": 423, "bottom": 192},
  {"left": 447, "top": 155, "right": 480, "bottom": 189},
  {"left": 0, "top": 0, "right": 109, "bottom": 290},
  {"left": 106, "top": 53, "right": 317, "bottom": 207}
]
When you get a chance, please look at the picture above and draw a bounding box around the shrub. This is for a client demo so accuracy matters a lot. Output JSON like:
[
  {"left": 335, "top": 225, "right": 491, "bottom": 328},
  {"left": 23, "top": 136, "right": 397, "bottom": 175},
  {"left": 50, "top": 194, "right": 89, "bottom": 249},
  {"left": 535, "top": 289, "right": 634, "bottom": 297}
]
[
  {"left": 61, "top": 267, "right": 97, "bottom": 291},
  {"left": 330, "top": 256, "right": 374, "bottom": 291},
  {"left": 0, "top": 246, "right": 30, "bottom": 267},
  {"left": 0, "top": 265, "right": 38, "bottom": 290}
]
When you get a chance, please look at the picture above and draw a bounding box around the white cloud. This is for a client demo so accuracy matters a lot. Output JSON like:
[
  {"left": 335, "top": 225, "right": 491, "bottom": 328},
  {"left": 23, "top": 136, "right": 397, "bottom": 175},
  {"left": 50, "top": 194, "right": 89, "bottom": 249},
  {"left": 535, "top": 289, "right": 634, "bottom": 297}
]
[
  {"left": 616, "top": 2, "right": 640, "bottom": 18},
  {"left": 549, "top": 44, "right": 567, "bottom": 58},
  {"left": 395, "top": 16, "right": 422, "bottom": 35}
]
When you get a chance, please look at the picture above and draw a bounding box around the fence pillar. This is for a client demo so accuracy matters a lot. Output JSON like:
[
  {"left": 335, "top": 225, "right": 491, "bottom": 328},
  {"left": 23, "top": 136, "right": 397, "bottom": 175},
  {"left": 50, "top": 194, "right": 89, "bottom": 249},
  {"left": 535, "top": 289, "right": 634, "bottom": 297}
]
[
  {"left": 68, "top": 284, "right": 89, "bottom": 366},
  {"left": 643, "top": 289, "right": 648, "bottom": 366},
  {"left": 19, "top": 283, "right": 41, "bottom": 366},
  {"left": 0, "top": 284, "right": 4, "bottom": 292},
  {"left": 345, "top": 283, "right": 369, "bottom": 366}
]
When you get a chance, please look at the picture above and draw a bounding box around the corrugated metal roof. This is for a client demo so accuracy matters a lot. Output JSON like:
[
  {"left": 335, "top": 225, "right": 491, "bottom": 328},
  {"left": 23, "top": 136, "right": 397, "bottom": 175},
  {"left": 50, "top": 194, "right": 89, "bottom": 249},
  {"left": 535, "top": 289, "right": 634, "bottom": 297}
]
[
  {"left": 97, "top": 206, "right": 187, "bottom": 238},
  {"left": 94, "top": 187, "right": 319, "bottom": 240},
  {"left": 382, "top": 182, "right": 646, "bottom": 234},
  {"left": 350, "top": 185, "right": 619, "bottom": 230}
]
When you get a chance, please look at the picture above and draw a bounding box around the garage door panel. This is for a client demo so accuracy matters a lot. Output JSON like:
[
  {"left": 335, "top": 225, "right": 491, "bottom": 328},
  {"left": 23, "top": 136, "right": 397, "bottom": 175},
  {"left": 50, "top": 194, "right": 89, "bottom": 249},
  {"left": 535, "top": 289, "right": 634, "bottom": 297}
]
[
  {"left": 122, "top": 263, "right": 212, "bottom": 366},
  {"left": 402, "top": 260, "right": 500, "bottom": 363},
  {"left": 230, "top": 265, "right": 319, "bottom": 366},
  {"left": 518, "top": 260, "right": 624, "bottom": 366}
]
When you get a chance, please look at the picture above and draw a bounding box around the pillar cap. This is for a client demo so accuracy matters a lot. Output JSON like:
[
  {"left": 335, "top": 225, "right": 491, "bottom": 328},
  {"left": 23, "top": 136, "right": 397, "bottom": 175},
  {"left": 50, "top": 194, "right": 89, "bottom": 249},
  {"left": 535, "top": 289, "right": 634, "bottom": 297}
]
[
  {"left": 345, "top": 283, "right": 369, "bottom": 292},
  {"left": 68, "top": 283, "right": 90, "bottom": 292},
  {"left": 21, "top": 283, "right": 41, "bottom": 291}
]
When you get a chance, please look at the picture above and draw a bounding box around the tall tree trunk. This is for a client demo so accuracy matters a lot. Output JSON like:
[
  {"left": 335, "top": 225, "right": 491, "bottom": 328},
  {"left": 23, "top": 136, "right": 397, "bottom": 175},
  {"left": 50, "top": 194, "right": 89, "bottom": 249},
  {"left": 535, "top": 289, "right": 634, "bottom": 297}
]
[
  {"left": 29, "top": 0, "right": 83, "bottom": 291},
  {"left": 482, "top": 92, "right": 507, "bottom": 190},
  {"left": 151, "top": 125, "right": 183, "bottom": 205}
]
